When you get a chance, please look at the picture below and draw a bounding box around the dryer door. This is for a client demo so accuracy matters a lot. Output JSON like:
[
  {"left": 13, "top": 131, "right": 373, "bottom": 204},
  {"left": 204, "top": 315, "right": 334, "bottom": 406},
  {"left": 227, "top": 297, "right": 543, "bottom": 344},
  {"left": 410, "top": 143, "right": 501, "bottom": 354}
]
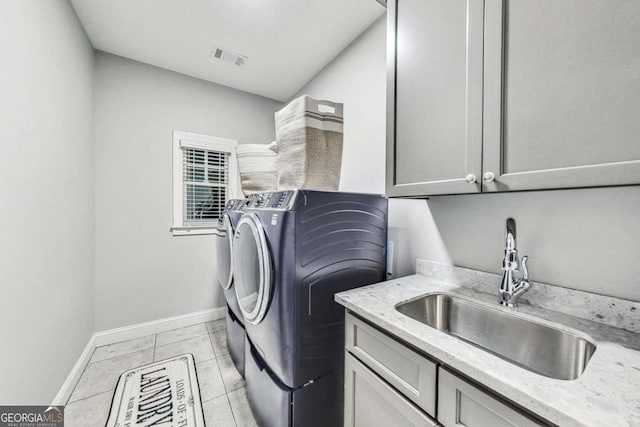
[
  {"left": 214, "top": 214, "right": 234, "bottom": 290},
  {"left": 232, "top": 213, "right": 272, "bottom": 324}
]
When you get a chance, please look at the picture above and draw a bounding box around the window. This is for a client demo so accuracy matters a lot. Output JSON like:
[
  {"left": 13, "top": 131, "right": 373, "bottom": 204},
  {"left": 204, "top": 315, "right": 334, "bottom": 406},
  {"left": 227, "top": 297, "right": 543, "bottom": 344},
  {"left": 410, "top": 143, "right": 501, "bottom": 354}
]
[{"left": 172, "top": 131, "right": 238, "bottom": 236}]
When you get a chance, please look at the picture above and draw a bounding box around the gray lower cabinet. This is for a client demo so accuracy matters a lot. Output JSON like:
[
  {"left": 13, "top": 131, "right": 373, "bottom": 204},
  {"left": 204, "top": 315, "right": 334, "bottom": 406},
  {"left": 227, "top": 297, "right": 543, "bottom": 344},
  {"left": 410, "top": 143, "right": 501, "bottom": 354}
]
[
  {"left": 344, "top": 353, "right": 439, "bottom": 427},
  {"left": 438, "top": 368, "right": 543, "bottom": 427},
  {"left": 345, "top": 313, "right": 437, "bottom": 416},
  {"left": 344, "top": 313, "right": 549, "bottom": 427}
]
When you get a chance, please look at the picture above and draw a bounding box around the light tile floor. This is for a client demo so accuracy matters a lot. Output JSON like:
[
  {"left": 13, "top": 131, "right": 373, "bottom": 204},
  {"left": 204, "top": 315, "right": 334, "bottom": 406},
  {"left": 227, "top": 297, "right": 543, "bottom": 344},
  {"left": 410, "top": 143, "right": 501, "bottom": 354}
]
[{"left": 65, "top": 319, "right": 257, "bottom": 427}]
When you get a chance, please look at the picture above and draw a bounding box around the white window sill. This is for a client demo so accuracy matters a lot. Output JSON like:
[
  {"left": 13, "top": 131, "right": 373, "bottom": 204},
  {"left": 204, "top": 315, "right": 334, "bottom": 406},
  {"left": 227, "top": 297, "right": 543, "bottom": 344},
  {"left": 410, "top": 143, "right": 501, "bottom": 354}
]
[{"left": 170, "top": 226, "right": 220, "bottom": 236}]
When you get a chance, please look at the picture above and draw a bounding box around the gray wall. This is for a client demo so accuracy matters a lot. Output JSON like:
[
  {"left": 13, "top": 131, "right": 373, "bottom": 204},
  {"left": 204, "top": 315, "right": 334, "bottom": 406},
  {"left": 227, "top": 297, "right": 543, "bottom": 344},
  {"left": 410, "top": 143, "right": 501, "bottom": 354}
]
[
  {"left": 294, "top": 19, "right": 386, "bottom": 194},
  {"left": 296, "top": 17, "right": 640, "bottom": 302},
  {"left": 0, "top": 1, "right": 95, "bottom": 403},
  {"left": 428, "top": 188, "right": 640, "bottom": 301},
  {"left": 295, "top": 18, "right": 451, "bottom": 280},
  {"left": 94, "top": 52, "right": 283, "bottom": 331}
]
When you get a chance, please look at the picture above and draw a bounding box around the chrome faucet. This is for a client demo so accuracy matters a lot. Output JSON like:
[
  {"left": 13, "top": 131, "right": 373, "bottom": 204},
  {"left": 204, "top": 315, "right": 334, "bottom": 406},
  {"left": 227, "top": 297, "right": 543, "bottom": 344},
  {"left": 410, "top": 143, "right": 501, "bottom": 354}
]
[{"left": 499, "top": 218, "right": 530, "bottom": 307}]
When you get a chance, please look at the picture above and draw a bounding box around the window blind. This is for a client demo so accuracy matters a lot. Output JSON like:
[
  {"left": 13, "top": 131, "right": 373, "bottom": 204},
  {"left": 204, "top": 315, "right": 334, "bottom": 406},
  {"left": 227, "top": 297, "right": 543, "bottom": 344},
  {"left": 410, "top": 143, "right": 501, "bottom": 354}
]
[{"left": 182, "top": 147, "right": 229, "bottom": 226}]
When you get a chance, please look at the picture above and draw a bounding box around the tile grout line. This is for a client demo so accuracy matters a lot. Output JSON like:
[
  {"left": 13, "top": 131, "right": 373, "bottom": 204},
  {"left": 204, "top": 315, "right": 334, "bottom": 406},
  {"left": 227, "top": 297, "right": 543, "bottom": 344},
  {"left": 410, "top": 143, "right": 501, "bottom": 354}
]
[
  {"left": 90, "top": 339, "right": 156, "bottom": 364},
  {"left": 154, "top": 324, "right": 216, "bottom": 364},
  {"left": 67, "top": 324, "right": 226, "bottom": 414},
  {"left": 68, "top": 383, "right": 115, "bottom": 406},
  {"left": 207, "top": 329, "right": 222, "bottom": 364},
  {"left": 68, "top": 329, "right": 238, "bottom": 425},
  {"left": 226, "top": 392, "right": 239, "bottom": 427},
  {"left": 156, "top": 329, "right": 211, "bottom": 349},
  {"left": 198, "top": 322, "right": 237, "bottom": 425},
  {"left": 66, "top": 388, "right": 114, "bottom": 407},
  {"left": 152, "top": 333, "right": 157, "bottom": 361},
  {"left": 206, "top": 324, "right": 216, "bottom": 362},
  {"left": 100, "top": 322, "right": 210, "bottom": 349},
  {"left": 67, "top": 347, "right": 155, "bottom": 404},
  {"left": 199, "top": 389, "right": 229, "bottom": 405},
  {"left": 209, "top": 329, "right": 239, "bottom": 427},
  {"left": 65, "top": 345, "right": 99, "bottom": 406}
]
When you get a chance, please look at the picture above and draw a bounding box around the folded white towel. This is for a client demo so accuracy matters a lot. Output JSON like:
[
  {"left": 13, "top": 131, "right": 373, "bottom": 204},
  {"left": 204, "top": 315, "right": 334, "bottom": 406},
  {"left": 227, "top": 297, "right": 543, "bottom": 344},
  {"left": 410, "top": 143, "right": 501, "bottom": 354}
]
[{"left": 236, "top": 142, "right": 278, "bottom": 195}]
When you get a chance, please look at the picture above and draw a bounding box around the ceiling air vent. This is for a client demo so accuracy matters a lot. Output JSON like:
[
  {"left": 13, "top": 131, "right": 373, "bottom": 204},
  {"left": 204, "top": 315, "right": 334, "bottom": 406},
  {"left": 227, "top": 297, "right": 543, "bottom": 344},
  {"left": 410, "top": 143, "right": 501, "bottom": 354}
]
[{"left": 210, "top": 46, "right": 248, "bottom": 66}]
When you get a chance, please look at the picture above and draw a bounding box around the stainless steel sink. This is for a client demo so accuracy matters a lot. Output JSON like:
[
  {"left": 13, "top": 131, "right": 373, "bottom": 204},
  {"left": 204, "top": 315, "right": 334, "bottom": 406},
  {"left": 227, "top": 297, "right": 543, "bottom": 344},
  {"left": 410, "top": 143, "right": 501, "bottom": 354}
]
[{"left": 396, "top": 293, "right": 596, "bottom": 380}]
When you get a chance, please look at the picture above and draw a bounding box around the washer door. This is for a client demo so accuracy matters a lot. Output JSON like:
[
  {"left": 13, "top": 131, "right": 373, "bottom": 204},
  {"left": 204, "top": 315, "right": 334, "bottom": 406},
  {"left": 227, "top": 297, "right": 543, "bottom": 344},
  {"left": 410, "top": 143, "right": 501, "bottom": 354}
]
[
  {"left": 232, "top": 213, "right": 272, "bottom": 325},
  {"left": 214, "top": 215, "right": 234, "bottom": 290}
]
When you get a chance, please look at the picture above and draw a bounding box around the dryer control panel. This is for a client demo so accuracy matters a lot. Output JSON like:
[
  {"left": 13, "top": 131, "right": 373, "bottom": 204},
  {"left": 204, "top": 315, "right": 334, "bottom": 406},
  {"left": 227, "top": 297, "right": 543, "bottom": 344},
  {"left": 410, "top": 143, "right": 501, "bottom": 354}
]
[
  {"left": 246, "top": 191, "right": 296, "bottom": 210},
  {"left": 267, "top": 191, "right": 295, "bottom": 209}
]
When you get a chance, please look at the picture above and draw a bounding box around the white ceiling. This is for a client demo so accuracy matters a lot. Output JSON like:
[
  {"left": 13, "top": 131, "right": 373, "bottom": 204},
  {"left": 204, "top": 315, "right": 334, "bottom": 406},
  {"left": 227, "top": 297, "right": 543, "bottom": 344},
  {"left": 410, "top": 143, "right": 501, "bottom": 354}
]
[{"left": 71, "top": 0, "right": 385, "bottom": 102}]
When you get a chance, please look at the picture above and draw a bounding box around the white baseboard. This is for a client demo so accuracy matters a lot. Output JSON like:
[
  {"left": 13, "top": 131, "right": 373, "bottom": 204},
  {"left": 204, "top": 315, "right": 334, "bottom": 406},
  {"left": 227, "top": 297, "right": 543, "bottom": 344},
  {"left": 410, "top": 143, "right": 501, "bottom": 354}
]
[
  {"left": 95, "top": 307, "right": 226, "bottom": 347},
  {"left": 53, "top": 333, "right": 96, "bottom": 406},
  {"left": 54, "top": 306, "right": 226, "bottom": 405}
]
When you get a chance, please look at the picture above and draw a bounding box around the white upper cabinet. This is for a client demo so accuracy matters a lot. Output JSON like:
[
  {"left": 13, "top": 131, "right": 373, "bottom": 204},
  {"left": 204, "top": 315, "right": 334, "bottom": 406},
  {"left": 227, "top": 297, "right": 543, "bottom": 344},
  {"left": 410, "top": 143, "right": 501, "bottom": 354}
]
[{"left": 387, "top": 0, "right": 640, "bottom": 196}]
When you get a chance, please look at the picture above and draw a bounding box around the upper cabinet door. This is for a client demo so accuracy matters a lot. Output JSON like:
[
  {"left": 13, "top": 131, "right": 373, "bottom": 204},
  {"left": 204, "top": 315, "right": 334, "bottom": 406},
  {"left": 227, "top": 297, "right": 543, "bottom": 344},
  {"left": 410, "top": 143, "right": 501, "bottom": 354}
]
[
  {"left": 483, "top": 0, "right": 640, "bottom": 192},
  {"left": 386, "top": 0, "right": 484, "bottom": 196}
]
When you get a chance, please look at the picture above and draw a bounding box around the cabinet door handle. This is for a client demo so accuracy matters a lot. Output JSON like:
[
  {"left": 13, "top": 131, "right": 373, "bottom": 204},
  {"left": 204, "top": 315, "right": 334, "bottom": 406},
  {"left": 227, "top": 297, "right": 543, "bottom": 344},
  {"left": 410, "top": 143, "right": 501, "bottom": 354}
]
[
  {"left": 465, "top": 174, "right": 477, "bottom": 184},
  {"left": 483, "top": 171, "right": 496, "bottom": 182}
]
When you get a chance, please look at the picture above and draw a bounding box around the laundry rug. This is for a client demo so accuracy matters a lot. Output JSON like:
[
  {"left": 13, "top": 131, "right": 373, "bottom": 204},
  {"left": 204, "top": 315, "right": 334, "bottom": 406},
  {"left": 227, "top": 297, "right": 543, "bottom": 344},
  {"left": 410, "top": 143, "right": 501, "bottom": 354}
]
[{"left": 106, "top": 354, "right": 205, "bottom": 427}]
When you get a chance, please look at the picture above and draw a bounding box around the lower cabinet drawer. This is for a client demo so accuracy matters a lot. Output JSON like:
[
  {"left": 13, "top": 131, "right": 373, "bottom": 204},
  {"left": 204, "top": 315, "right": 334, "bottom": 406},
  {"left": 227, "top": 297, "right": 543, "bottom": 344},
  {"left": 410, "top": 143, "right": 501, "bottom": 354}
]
[
  {"left": 345, "top": 353, "right": 439, "bottom": 427},
  {"left": 438, "top": 368, "right": 545, "bottom": 427},
  {"left": 345, "top": 314, "right": 437, "bottom": 416}
]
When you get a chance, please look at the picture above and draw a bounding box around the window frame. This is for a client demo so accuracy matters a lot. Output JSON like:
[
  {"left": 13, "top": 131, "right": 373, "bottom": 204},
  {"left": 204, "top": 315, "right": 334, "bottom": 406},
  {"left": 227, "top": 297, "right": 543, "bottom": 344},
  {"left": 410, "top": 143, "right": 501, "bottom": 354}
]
[{"left": 171, "top": 130, "right": 239, "bottom": 236}]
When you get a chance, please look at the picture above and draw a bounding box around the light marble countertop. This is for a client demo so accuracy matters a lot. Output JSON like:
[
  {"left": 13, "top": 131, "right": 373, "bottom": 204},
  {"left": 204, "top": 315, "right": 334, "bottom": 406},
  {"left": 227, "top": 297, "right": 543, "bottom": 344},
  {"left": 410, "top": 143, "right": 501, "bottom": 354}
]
[{"left": 335, "top": 262, "right": 640, "bottom": 427}]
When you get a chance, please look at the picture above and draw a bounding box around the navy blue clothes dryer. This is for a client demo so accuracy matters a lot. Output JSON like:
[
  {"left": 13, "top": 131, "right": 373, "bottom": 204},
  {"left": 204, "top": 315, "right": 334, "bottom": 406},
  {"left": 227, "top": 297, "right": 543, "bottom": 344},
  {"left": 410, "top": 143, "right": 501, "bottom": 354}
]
[{"left": 232, "top": 190, "right": 388, "bottom": 427}]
